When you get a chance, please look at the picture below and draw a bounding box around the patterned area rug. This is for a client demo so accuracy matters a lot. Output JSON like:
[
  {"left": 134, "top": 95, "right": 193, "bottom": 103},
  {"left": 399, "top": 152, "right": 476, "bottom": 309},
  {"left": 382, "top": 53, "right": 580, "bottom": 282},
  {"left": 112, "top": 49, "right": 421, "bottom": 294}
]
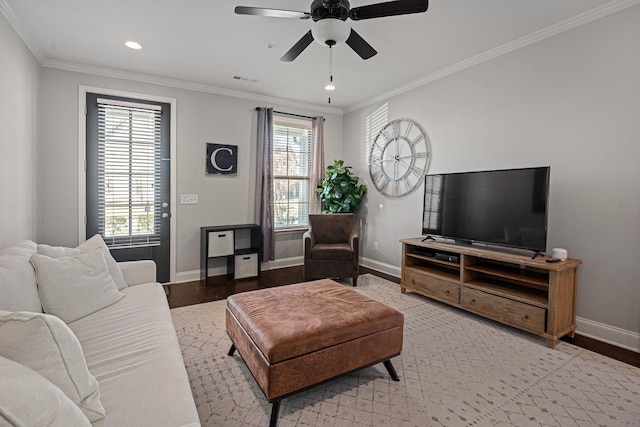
[{"left": 171, "top": 274, "right": 640, "bottom": 426}]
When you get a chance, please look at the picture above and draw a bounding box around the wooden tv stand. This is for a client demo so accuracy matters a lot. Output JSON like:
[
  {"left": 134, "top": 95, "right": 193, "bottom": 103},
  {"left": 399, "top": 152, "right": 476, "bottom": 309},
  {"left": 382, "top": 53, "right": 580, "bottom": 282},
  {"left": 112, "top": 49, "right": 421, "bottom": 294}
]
[{"left": 400, "top": 238, "right": 581, "bottom": 348}]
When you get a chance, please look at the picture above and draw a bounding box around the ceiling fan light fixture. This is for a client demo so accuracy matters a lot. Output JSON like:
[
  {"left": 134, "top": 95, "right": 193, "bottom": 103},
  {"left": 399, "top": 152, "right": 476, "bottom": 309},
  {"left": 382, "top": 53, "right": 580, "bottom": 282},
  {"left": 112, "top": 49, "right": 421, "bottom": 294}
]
[
  {"left": 311, "top": 18, "right": 350, "bottom": 46},
  {"left": 125, "top": 41, "right": 142, "bottom": 50}
]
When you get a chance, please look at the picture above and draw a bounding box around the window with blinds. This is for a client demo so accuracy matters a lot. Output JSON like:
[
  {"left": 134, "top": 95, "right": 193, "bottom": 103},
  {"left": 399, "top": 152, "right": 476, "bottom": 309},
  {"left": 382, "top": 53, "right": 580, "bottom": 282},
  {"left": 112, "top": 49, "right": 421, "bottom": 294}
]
[
  {"left": 96, "top": 98, "right": 162, "bottom": 247},
  {"left": 272, "top": 115, "right": 312, "bottom": 229},
  {"left": 365, "top": 102, "right": 388, "bottom": 164}
]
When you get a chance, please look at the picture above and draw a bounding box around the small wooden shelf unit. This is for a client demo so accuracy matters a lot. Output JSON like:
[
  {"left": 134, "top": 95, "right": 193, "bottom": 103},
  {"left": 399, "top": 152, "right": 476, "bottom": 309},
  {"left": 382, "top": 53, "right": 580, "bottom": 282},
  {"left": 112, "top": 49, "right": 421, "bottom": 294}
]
[
  {"left": 200, "top": 224, "right": 262, "bottom": 283},
  {"left": 400, "top": 238, "right": 581, "bottom": 348}
]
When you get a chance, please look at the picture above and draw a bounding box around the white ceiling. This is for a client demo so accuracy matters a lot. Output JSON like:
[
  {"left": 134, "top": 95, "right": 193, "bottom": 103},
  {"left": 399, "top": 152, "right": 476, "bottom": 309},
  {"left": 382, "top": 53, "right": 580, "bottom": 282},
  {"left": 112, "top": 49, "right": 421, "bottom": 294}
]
[{"left": 2, "top": 0, "right": 628, "bottom": 111}]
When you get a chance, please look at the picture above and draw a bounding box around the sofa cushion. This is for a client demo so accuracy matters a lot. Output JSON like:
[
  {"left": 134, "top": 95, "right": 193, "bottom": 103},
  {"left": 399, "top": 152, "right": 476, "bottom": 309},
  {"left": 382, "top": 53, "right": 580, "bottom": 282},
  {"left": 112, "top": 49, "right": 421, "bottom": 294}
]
[
  {"left": 0, "top": 240, "right": 42, "bottom": 313},
  {"left": 0, "top": 310, "right": 105, "bottom": 422},
  {"left": 31, "top": 249, "right": 125, "bottom": 323},
  {"left": 38, "top": 234, "right": 128, "bottom": 290},
  {"left": 0, "top": 355, "right": 92, "bottom": 427},
  {"left": 68, "top": 283, "right": 200, "bottom": 427}
]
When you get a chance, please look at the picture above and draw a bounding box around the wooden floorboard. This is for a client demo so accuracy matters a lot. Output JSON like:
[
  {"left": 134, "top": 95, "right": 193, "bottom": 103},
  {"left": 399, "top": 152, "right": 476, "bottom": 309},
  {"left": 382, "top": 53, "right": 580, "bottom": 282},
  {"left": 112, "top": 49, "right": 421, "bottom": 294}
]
[{"left": 166, "top": 265, "right": 639, "bottom": 368}]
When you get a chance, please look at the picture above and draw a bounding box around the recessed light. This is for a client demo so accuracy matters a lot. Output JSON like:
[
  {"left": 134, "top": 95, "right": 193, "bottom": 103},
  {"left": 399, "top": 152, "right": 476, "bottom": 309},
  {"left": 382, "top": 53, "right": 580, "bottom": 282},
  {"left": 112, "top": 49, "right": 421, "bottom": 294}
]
[
  {"left": 324, "top": 84, "right": 335, "bottom": 91},
  {"left": 125, "top": 41, "right": 142, "bottom": 50}
]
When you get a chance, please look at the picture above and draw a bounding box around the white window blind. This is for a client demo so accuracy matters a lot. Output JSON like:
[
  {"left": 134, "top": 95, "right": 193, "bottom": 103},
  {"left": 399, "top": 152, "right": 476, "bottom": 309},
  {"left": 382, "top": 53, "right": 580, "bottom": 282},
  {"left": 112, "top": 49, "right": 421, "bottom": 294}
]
[
  {"left": 96, "top": 98, "right": 162, "bottom": 247},
  {"left": 272, "top": 115, "right": 312, "bottom": 229},
  {"left": 365, "top": 102, "right": 388, "bottom": 164}
]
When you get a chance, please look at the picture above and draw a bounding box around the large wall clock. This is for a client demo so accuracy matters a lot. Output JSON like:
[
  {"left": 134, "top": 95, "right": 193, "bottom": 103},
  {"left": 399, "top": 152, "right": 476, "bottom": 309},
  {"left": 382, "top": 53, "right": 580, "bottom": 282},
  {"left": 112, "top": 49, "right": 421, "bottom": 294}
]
[{"left": 369, "top": 118, "right": 431, "bottom": 197}]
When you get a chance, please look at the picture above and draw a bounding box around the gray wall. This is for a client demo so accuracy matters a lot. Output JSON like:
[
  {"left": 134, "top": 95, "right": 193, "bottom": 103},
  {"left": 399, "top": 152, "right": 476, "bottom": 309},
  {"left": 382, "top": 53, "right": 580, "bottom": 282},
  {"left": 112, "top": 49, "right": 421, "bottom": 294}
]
[
  {"left": 37, "top": 68, "right": 343, "bottom": 279},
  {"left": 343, "top": 6, "right": 640, "bottom": 348},
  {"left": 0, "top": 14, "right": 39, "bottom": 248}
]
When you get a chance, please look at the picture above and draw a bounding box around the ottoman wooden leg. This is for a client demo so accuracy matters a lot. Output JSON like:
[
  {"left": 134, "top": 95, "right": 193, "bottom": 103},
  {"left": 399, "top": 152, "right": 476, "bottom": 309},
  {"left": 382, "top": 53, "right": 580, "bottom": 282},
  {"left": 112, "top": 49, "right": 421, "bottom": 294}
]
[
  {"left": 269, "top": 400, "right": 281, "bottom": 427},
  {"left": 383, "top": 360, "right": 400, "bottom": 381},
  {"left": 228, "top": 344, "right": 236, "bottom": 356}
]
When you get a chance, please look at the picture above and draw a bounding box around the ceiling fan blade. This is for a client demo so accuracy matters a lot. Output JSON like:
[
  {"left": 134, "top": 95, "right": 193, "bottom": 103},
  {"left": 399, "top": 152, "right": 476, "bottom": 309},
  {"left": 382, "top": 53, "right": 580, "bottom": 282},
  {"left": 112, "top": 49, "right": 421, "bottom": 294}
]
[
  {"left": 349, "top": 0, "right": 428, "bottom": 21},
  {"left": 345, "top": 29, "right": 377, "bottom": 60},
  {"left": 280, "top": 31, "right": 315, "bottom": 62},
  {"left": 235, "top": 6, "right": 310, "bottom": 19}
]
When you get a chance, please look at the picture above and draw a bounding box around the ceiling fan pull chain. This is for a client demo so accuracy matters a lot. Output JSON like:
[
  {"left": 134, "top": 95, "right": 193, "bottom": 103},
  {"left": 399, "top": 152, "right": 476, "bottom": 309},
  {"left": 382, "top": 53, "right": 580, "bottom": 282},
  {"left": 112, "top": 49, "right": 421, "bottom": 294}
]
[{"left": 329, "top": 45, "right": 333, "bottom": 79}]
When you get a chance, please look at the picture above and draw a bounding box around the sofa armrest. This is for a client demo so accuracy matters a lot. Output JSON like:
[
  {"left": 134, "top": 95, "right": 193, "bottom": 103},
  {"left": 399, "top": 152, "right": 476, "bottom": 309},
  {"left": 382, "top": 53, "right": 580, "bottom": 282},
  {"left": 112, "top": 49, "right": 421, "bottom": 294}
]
[{"left": 118, "top": 260, "right": 157, "bottom": 286}]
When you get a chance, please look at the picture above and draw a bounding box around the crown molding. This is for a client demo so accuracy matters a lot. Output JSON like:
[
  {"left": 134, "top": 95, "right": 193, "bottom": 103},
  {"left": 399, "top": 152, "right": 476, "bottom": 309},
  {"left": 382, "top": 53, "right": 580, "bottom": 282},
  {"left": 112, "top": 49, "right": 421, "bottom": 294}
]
[
  {"left": 42, "top": 59, "right": 343, "bottom": 116},
  {"left": 344, "top": 0, "right": 640, "bottom": 113},
  {"left": 0, "top": 0, "right": 44, "bottom": 63}
]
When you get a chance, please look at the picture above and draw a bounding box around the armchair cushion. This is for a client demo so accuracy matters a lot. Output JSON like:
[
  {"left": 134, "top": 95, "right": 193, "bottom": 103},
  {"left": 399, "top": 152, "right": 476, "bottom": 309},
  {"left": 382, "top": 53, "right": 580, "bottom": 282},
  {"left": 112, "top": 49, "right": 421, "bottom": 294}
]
[{"left": 310, "top": 243, "right": 353, "bottom": 261}]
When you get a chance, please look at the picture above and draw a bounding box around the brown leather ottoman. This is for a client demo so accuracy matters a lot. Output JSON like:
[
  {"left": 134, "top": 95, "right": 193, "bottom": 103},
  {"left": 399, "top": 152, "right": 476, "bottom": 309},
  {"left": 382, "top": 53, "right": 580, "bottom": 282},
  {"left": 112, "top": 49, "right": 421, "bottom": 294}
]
[{"left": 226, "top": 279, "right": 404, "bottom": 426}]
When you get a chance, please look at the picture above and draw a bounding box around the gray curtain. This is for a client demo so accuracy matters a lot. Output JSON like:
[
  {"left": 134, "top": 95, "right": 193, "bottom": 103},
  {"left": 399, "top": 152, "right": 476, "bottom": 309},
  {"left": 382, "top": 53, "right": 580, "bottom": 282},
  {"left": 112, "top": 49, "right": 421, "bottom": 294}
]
[
  {"left": 254, "top": 108, "right": 275, "bottom": 261},
  {"left": 310, "top": 116, "right": 325, "bottom": 214}
]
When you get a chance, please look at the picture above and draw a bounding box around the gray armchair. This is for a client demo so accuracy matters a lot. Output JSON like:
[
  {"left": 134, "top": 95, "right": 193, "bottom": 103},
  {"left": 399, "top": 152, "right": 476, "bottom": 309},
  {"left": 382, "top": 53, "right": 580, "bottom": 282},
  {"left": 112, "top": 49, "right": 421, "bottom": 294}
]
[{"left": 303, "top": 213, "right": 359, "bottom": 286}]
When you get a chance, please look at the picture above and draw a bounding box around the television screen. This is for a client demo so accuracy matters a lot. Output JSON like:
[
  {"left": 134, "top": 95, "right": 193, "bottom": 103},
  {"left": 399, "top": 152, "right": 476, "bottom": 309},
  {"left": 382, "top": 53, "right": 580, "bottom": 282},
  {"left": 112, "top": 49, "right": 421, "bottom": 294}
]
[{"left": 422, "top": 166, "right": 550, "bottom": 252}]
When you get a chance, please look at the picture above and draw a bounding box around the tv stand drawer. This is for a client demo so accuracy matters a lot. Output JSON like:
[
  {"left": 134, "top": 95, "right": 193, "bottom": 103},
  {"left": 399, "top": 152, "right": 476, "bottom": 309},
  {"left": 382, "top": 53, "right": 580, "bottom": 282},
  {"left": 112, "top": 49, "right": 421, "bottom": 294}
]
[
  {"left": 404, "top": 270, "right": 459, "bottom": 305},
  {"left": 460, "top": 287, "right": 546, "bottom": 334}
]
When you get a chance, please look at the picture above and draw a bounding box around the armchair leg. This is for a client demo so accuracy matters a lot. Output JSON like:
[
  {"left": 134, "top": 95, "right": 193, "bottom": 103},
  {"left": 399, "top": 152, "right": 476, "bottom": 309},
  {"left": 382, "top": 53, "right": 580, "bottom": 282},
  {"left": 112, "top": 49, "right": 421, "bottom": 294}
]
[{"left": 352, "top": 276, "right": 357, "bottom": 287}]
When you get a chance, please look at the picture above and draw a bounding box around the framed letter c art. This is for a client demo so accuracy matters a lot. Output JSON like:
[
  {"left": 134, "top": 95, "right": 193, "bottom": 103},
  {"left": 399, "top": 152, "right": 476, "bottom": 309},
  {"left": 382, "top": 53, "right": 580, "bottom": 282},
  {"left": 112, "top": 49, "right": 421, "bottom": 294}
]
[{"left": 206, "top": 143, "right": 237, "bottom": 175}]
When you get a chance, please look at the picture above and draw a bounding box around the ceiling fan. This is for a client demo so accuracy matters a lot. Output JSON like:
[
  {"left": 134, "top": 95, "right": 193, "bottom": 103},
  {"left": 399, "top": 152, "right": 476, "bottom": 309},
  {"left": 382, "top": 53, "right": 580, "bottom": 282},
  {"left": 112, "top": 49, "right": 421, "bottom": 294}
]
[{"left": 235, "top": 0, "right": 429, "bottom": 62}]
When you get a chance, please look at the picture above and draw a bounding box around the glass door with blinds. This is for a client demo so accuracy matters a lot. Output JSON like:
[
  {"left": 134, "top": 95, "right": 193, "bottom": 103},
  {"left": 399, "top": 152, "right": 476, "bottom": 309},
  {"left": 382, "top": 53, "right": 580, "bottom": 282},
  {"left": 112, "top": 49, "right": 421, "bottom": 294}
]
[{"left": 85, "top": 93, "right": 171, "bottom": 282}]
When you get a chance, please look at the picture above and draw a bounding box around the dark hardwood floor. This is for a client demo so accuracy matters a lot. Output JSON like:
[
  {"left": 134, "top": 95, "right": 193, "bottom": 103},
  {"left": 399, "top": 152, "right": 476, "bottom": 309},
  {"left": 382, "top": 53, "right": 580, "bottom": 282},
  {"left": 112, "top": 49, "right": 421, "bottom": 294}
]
[{"left": 166, "top": 266, "right": 639, "bottom": 368}]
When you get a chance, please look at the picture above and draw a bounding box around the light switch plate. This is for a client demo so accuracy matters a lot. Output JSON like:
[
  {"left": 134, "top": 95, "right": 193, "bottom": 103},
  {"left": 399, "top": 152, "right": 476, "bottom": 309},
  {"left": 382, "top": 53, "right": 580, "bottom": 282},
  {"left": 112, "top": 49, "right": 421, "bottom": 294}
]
[{"left": 180, "top": 194, "right": 198, "bottom": 204}]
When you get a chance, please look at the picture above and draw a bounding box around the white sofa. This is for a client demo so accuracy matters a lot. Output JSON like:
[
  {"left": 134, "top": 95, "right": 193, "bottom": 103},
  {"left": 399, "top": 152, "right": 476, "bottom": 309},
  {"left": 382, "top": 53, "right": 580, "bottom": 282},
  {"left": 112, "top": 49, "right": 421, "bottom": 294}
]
[{"left": 0, "top": 239, "right": 200, "bottom": 427}]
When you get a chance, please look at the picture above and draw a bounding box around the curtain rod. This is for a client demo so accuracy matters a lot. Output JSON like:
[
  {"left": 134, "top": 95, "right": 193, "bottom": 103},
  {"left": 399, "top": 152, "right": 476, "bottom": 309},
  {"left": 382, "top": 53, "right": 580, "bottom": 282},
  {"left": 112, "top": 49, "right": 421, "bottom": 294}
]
[{"left": 255, "top": 107, "right": 323, "bottom": 121}]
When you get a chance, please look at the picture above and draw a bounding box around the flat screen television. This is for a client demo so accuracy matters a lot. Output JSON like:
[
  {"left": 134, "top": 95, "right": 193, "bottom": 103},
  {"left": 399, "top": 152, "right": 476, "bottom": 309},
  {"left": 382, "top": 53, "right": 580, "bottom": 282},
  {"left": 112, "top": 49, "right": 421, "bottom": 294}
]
[{"left": 422, "top": 166, "right": 550, "bottom": 253}]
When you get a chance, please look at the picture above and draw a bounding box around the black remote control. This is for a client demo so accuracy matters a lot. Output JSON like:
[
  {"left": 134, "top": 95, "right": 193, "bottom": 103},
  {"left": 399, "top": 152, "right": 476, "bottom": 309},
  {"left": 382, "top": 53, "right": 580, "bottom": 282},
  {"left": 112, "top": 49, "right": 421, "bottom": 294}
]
[{"left": 546, "top": 258, "right": 561, "bottom": 263}]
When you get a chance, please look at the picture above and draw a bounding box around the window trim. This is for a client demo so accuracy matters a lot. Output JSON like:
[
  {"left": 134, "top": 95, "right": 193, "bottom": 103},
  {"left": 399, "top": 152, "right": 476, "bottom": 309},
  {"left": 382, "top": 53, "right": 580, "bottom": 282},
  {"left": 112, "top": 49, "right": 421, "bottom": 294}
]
[{"left": 78, "top": 86, "right": 177, "bottom": 282}]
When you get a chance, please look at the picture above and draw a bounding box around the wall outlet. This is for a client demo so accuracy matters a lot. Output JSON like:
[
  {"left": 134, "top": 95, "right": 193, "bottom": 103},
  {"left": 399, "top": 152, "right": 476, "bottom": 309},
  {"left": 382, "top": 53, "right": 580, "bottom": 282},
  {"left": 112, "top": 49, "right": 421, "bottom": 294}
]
[
  {"left": 373, "top": 242, "right": 379, "bottom": 251},
  {"left": 180, "top": 194, "right": 199, "bottom": 204}
]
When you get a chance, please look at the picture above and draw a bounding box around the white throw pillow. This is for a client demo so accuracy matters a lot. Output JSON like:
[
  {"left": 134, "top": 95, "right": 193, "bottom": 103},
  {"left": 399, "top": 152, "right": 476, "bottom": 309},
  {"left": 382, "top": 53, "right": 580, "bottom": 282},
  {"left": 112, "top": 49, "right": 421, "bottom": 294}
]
[
  {"left": 38, "top": 234, "right": 128, "bottom": 290},
  {"left": 0, "top": 355, "right": 91, "bottom": 427},
  {"left": 0, "top": 311, "right": 105, "bottom": 422},
  {"left": 0, "top": 240, "right": 42, "bottom": 312},
  {"left": 31, "top": 248, "right": 125, "bottom": 323}
]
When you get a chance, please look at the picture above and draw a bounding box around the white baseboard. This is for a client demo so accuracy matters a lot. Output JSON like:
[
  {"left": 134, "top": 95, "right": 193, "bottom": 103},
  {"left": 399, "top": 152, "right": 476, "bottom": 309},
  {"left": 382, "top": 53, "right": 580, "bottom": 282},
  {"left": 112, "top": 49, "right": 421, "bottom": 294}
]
[
  {"left": 173, "top": 257, "right": 639, "bottom": 354},
  {"left": 173, "top": 256, "right": 304, "bottom": 284},
  {"left": 576, "top": 316, "right": 640, "bottom": 353},
  {"left": 359, "top": 257, "right": 401, "bottom": 278},
  {"left": 174, "top": 270, "right": 201, "bottom": 284},
  {"left": 262, "top": 256, "right": 303, "bottom": 270}
]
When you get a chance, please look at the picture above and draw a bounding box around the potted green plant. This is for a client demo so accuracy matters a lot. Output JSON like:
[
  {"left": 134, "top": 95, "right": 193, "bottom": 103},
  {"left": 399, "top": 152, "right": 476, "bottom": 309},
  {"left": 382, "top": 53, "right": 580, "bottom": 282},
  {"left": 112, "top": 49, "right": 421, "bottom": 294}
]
[{"left": 316, "top": 159, "right": 367, "bottom": 213}]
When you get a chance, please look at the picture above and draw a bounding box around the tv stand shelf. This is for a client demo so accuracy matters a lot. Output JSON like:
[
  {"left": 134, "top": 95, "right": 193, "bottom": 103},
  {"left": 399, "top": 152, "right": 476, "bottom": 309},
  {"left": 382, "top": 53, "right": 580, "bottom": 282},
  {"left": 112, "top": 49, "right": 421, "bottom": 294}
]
[{"left": 400, "top": 238, "right": 581, "bottom": 348}]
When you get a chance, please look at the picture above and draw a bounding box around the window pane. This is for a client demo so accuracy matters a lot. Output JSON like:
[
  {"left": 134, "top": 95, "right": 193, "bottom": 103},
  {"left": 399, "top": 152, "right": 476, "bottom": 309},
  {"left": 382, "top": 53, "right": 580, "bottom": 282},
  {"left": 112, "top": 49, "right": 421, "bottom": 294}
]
[{"left": 273, "top": 179, "right": 309, "bottom": 227}]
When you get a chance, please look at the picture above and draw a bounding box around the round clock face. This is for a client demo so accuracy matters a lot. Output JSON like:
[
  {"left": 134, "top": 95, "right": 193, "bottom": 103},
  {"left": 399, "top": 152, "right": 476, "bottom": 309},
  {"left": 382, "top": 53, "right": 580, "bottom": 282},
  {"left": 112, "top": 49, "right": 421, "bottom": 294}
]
[{"left": 369, "top": 118, "right": 431, "bottom": 197}]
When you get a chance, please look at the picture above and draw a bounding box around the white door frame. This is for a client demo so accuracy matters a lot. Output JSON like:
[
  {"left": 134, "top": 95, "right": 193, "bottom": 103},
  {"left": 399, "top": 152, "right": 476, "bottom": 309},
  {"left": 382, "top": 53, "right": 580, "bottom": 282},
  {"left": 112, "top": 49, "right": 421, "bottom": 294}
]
[{"left": 78, "top": 85, "right": 177, "bottom": 283}]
